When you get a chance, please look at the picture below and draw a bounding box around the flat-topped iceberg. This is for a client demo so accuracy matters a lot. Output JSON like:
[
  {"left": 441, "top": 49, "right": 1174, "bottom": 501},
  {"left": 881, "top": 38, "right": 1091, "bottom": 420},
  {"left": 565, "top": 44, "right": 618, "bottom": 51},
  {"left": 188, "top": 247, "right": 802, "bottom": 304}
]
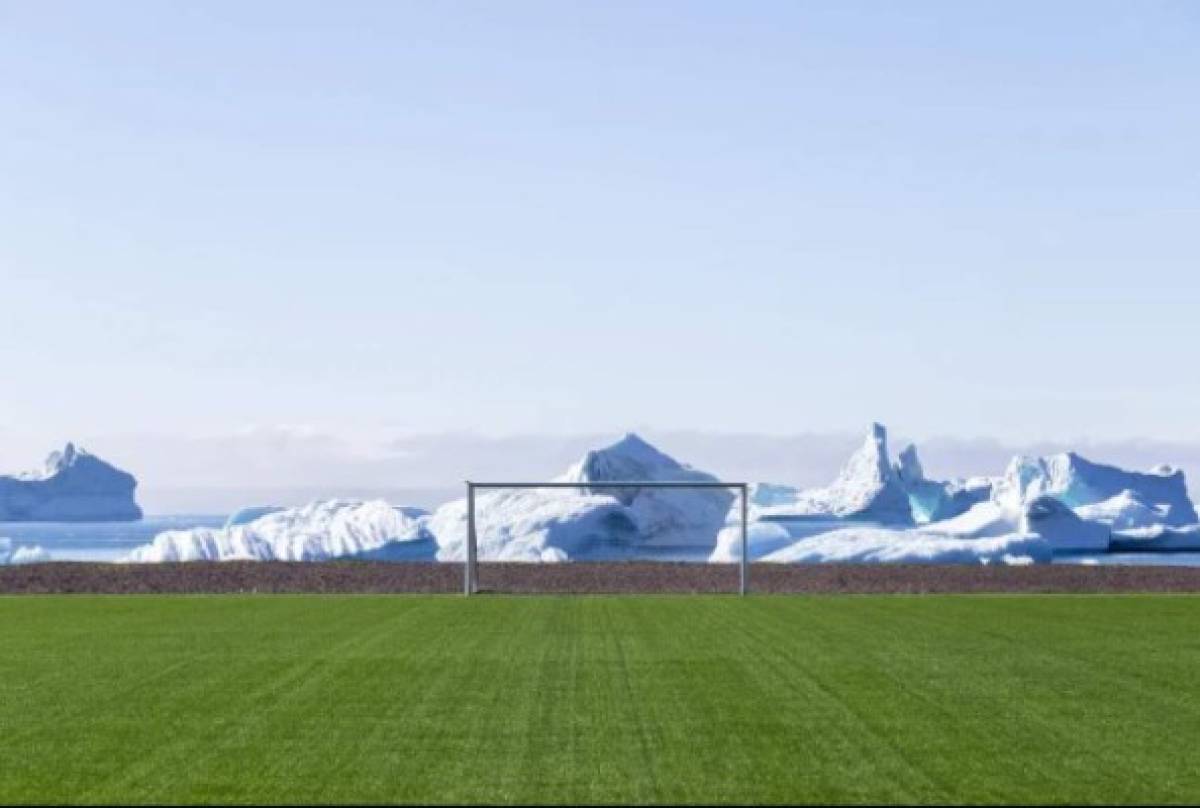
[
  {"left": 993, "top": 453, "right": 1196, "bottom": 525},
  {"left": 124, "top": 499, "right": 431, "bottom": 562},
  {"left": 0, "top": 443, "right": 141, "bottom": 522},
  {"left": 710, "top": 423, "right": 1167, "bottom": 563},
  {"left": 431, "top": 433, "right": 733, "bottom": 562},
  {"left": 919, "top": 449, "right": 1197, "bottom": 552}
]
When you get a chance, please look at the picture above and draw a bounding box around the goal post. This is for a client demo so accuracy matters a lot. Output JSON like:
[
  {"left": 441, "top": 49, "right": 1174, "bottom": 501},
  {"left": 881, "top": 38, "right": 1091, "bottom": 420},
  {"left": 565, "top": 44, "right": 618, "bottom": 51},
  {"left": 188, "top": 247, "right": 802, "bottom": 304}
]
[{"left": 464, "top": 480, "right": 750, "bottom": 596}]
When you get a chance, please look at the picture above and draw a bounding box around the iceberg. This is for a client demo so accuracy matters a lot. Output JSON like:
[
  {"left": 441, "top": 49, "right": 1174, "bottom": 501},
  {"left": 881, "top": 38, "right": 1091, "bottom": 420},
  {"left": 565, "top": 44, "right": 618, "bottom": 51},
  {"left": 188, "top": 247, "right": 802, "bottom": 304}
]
[
  {"left": 992, "top": 453, "right": 1197, "bottom": 526},
  {"left": 709, "top": 520, "right": 799, "bottom": 563},
  {"left": 1109, "top": 524, "right": 1200, "bottom": 552},
  {"left": 0, "top": 537, "right": 51, "bottom": 565},
  {"left": 921, "top": 501, "right": 1015, "bottom": 539},
  {"left": 711, "top": 495, "right": 1092, "bottom": 563},
  {"left": 759, "top": 528, "right": 1050, "bottom": 565},
  {"left": 927, "top": 449, "right": 1199, "bottom": 553},
  {"left": 427, "top": 490, "right": 639, "bottom": 562},
  {"left": 563, "top": 433, "right": 735, "bottom": 547},
  {"left": 94, "top": 425, "right": 1200, "bottom": 567},
  {"left": 0, "top": 443, "right": 141, "bottom": 522},
  {"left": 920, "top": 493, "right": 1108, "bottom": 552},
  {"left": 1021, "top": 495, "right": 1110, "bottom": 552},
  {"left": 124, "top": 499, "right": 432, "bottom": 562},
  {"left": 430, "top": 433, "right": 733, "bottom": 562},
  {"left": 713, "top": 495, "right": 1100, "bottom": 564},
  {"left": 1074, "top": 490, "right": 1170, "bottom": 530},
  {"left": 764, "top": 424, "right": 913, "bottom": 524},
  {"left": 894, "top": 444, "right": 992, "bottom": 524}
]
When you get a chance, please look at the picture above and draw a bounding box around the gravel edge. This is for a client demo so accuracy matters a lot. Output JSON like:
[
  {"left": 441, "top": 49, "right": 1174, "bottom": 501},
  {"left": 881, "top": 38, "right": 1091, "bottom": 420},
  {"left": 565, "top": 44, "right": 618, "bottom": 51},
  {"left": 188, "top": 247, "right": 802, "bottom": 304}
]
[{"left": 4, "top": 561, "right": 1200, "bottom": 595}]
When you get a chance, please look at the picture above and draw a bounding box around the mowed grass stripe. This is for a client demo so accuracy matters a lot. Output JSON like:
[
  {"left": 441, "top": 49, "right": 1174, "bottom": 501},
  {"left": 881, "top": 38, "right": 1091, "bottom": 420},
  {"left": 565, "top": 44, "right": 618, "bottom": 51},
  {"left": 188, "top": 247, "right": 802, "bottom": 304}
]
[{"left": 2, "top": 595, "right": 1199, "bottom": 805}]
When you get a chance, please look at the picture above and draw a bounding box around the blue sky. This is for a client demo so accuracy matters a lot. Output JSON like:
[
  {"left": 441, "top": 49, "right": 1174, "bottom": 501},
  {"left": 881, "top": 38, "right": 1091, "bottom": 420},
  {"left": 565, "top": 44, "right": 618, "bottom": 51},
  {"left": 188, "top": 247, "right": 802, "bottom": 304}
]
[{"left": 2, "top": 1, "right": 1199, "bottom": 488}]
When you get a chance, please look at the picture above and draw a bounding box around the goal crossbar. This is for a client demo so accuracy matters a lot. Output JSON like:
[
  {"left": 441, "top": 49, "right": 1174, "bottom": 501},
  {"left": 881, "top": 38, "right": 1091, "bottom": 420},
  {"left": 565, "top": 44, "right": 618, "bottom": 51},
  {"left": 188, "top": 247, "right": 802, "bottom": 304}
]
[{"left": 464, "top": 480, "right": 750, "bottom": 596}]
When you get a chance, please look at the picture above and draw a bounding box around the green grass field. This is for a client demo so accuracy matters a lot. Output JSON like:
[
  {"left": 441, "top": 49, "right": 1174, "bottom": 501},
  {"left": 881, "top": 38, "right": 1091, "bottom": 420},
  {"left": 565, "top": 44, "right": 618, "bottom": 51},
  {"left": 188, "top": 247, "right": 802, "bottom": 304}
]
[{"left": 2, "top": 595, "right": 1199, "bottom": 805}]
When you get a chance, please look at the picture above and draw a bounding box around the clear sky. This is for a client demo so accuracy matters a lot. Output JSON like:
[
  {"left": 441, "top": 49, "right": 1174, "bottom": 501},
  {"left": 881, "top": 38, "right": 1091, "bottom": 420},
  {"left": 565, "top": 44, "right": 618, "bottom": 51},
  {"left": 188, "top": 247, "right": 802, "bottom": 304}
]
[{"left": 2, "top": 0, "right": 1199, "bottom": 484}]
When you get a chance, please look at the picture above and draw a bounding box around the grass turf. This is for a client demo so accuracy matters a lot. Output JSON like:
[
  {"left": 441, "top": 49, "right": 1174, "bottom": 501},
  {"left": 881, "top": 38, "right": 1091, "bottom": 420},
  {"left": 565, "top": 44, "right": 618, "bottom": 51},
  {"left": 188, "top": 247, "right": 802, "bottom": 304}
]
[{"left": 1, "top": 595, "right": 1199, "bottom": 805}]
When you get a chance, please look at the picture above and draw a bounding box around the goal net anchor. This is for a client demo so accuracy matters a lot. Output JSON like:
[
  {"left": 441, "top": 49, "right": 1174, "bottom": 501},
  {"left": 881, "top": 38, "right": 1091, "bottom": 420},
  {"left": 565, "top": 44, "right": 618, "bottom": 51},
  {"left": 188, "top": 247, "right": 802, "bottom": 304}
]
[{"left": 464, "top": 481, "right": 751, "bottom": 596}]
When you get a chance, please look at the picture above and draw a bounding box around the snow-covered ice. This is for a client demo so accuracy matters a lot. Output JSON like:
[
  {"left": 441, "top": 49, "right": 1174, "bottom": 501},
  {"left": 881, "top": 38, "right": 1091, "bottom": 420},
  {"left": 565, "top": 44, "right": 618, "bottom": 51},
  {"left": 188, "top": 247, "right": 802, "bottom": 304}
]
[
  {"left": 707, "top": 423, "right": 1192, "bottom": 563},
  {"left": 431, "top": 433, "right": 733, "bottom": 562},
  {"left": 894, "top": 443, "right": 992, "bottom": 523},
  {"left": 760, "top": 528, "right": 1050, "bottom": 565},
  {"left": 711, "top": 498, "right": 1100, "bottom": 565},
  {"left": 224, "top": 506, "right": 286, "bottom": 529},
  {"left": 124, "top": 500, "right": 431, "bottom": 562},
  {"left": 1075, "top": 491, "right": 1173, "bottom": 530},
  {"left": 0, "top": 443, "right": 141, "bottom": 522},
  {"left": 709, "top": 520, "right": 795, "bottom": 563},
  {"left": 428, "top": 489, "right": 638, "bottom": 562},
  {"left": 39, "top": 424, "right": 1200, "bottom": 566},
  {"left": 1021, "top": 495, "right": 1110, "bottom": 551},
  {"left": 759, "top": 424, "right": 913, "bottom": 524},
  {"left": 992, "top": 453, "right": 1196, "bottom": 525}
]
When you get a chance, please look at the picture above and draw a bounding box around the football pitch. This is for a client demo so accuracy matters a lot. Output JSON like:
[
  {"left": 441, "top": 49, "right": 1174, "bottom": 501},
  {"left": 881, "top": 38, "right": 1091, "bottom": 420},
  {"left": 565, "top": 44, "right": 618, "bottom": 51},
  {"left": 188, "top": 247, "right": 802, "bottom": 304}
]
[{"left": 2, "top": 594, "right": 1198, "bottom": 805}]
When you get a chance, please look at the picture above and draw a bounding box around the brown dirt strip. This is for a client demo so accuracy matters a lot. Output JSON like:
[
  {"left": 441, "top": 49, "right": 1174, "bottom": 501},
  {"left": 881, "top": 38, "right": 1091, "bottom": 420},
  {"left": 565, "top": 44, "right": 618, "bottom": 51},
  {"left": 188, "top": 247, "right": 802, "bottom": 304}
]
[{"left": 4, "top": 561, "right": 1200, "bottom": 594}]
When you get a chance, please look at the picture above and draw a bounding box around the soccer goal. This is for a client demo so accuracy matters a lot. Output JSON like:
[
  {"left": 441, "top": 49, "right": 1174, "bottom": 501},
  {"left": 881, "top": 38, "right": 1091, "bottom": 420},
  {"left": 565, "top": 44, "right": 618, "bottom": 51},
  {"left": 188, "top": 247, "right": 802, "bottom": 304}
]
[{"left": 463, "top": 480, "right": 750, "bottom": 595}]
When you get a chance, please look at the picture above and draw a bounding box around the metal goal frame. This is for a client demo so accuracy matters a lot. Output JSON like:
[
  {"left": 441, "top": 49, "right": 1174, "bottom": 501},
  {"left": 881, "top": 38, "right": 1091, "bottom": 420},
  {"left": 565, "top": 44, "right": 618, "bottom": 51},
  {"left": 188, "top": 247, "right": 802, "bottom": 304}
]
[{"left": 464, "top": 480, "right": 750, "bottom": 595}]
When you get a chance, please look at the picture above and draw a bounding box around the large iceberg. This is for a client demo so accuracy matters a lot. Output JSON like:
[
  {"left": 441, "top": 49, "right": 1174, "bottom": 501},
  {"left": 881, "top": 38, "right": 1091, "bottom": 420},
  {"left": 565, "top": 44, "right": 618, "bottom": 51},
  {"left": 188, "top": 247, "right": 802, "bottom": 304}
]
[
  {"left": 0, "top": 443, "right": 141, "bottom": 522},
  {"left": 427, "top": 490, "right": 638, "bottom": 562},
  {"left": 760, "top": 424, "right": 913, "bottom": 524},
  {"left": 564, "top": 433, "right": 735, "bottom": 546},
  {"left": 708, "top": 495, "right": 1088, "bottom": 563},
  {"left": 709, "top": 425, "right": 1137, "bottom": 563},
  {"left": 906, "top": 448, "right": 1198, "bottom": 550},
  {"left": 430, "top": 433, "right": 734, "bottom": 562},
  {"left": 124, "top": 499, "right": 432, "bottom": 562},
  {"left": 992, "top": 453, "right": 1196, "bottom": 526},
  {"left": 748, "top": 426, "right": 986, "bottom": 525},
  {"left": 0, "top": 537, "right": 51, "bottom": 565}
]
